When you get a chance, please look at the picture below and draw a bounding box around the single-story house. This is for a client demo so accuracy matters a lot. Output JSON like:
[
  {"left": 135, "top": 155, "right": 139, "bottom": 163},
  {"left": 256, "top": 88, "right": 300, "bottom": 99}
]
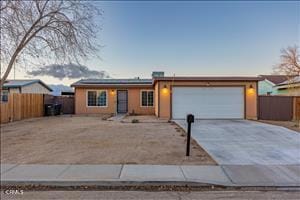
[
  {"left": 258, "top": 75, "right": 290, "bottom": 95},
  {"left": 275, "top": 76, "right": 300, "bottom": 96},
  {"left": 71, "top": 72, "right": 261, "bottom": 120},
  {"left": 1, "top": 79, "right": 52, "bottom": 102},
  {"left": 2, "top": 79, "right": 52, "bottom": 94}
]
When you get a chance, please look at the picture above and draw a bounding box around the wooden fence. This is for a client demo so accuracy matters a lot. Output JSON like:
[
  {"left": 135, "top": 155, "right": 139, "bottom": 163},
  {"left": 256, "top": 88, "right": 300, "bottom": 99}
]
[
  {"left": 0, "top": 93, "right": 44, "bottom": 124},
  {"left": 258, "top": 96, "right": 299, "bottom": 121}
]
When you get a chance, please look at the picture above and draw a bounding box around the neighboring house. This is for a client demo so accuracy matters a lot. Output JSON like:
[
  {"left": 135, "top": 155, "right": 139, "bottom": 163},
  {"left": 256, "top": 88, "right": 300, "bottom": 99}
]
[
  {"left": 49, "top": 84, "right": 74, "bottom": 96},
  {"left": 1, "top": 79, "right": 52, "bottom": 102},
  {"left": 275, "top": 76, "right": 300, "bottom": 96},
  {"left": 258, "top": 75, "right": 290, "bottom": 95},
  {"left": 71, "top": 72, "right": 261, "bottom": 120}
]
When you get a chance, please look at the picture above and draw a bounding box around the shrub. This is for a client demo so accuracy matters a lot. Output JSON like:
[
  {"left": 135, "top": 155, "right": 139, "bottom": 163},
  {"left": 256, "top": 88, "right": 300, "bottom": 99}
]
[{"left": 131, "top": 119, "right": 139, "bottom": 123}]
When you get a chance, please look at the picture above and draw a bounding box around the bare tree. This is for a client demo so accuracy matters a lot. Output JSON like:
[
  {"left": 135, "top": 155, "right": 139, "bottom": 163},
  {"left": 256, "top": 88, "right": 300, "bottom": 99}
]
[
  {"left": 0, "top": 0, "right": 101, "bottom": 87},
  {"left": 274, "top": 46, "right": 300, "bottom": 76}
]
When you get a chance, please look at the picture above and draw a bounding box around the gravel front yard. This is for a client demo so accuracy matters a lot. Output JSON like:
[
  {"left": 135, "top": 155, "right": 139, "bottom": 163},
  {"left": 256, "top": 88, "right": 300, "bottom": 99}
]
[{"left": 1, "top": 115, "right": 216, "bottom": 165}]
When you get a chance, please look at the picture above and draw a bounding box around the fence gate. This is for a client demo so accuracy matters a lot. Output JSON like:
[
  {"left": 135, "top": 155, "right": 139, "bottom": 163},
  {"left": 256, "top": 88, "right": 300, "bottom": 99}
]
[
  {"left": 258, "top": 96, "right": 293, "bottom": 121},
  {"left": 61, "top": 96, "right": 74, "bottom": 114},
  {"left": 44, "top": 95, "right": 74, "bottom": 114}
]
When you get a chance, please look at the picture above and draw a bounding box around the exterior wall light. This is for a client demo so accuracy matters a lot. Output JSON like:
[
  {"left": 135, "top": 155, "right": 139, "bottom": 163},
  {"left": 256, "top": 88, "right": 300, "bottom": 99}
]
[
  {"left": 111, "top": 89, "right": 115, "bottom": 95},
  {"left": 247, "top": 84, "right": 255, "bottom": 95},
  {"left": 162, "top": 85, "right": 168, "bottom": 94}
]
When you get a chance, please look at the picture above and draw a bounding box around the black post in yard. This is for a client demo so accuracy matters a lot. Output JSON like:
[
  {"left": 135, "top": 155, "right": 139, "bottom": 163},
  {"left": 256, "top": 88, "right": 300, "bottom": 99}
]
[
  {"left": 186, "top": 120, "right": 191, "bottom": 156},
  {"left": 186, "top": 114, "right": 194, "bottom": 156}
]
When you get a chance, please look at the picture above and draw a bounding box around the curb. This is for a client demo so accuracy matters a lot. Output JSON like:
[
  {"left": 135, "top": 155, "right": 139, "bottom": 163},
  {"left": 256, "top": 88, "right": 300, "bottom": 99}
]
[{"left": 2, "top": 180, "right": 300, "bottom": 188}]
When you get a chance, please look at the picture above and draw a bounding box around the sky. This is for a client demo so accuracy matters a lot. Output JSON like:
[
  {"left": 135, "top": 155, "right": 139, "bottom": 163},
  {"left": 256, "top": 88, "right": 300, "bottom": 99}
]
[{"left": 9, "top": 1, "right": 300, "bottom": 85}]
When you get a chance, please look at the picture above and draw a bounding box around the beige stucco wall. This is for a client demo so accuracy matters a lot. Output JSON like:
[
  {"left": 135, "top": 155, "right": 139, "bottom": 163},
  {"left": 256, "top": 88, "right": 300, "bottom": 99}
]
[
  {"left": 127, "top": 88, "right": 155, "bottom": 115},
  {"left": 155, "top": 80, "right": 258, "bottom": 120},
  {"left": 75, "top": 88, "right": 115, "bottom": 114},
  {"left": 75, "top": 81, "right": 258, "bottom": 119},
  {"left": 21, "top": 82, "right": 51, "bottom": 94},
  {"left": 75, "top": 87, "right": 155, "bottom": 115}
]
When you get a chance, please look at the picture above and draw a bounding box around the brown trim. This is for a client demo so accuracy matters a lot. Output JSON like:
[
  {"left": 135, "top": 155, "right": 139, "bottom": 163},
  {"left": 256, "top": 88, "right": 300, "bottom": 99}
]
[
  {"left": 153, "top": 77, "right": 262, "bottom": 84},
  {"left": 72, "top": 76, "right": 261, "bottom": 87},
  {"left": 243, "top": 86, "right": 246, "bottom": 119},
  {"left": 72, "top": 84, "right": 153, "bottom": 88},
  {"left": 172, "top": 85, "right": 247, "bottom": 87},
  {"left": 42, "top": 94, "right": 45, "bottom": 115},
  {"left": 256, "top": 82, "right": 259, "bottom": 120},
  {"left": 74, "top": 88, "right": 76, "bottom": 114},
  {"left": 170, "top": 85, "right": 247, "bottom": 119},
  {"left": 170, "top": 84, "right": 173, "bottom": 120},
  {"left": 158, "top": 82, "right": 160, "bottom": 118}
]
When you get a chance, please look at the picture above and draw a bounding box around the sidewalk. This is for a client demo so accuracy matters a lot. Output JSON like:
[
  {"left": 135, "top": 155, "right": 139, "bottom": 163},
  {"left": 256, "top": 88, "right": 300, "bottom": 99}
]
[{"left": 1, "top": 164, "right": 300, "bottom": 187}]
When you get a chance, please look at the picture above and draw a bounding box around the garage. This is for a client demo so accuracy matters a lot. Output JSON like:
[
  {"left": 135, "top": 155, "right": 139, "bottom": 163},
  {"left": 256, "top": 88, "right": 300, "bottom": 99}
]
[{"left": 172, "top": 87, "right": 244, "bottom": 119}]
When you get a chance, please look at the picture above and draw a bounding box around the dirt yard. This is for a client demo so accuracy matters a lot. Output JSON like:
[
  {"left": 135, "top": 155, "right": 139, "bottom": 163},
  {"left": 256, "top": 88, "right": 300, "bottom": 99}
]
[
  {"left": 1, "top": 115, "right": 216, "bottom": 165},
  {"left": 258, "top": 120, "right": 300, "bottom": 132}
]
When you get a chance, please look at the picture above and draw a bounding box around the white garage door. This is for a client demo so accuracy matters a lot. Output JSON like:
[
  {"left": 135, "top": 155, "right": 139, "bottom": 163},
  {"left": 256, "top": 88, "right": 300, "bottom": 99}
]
[{"left": 172, "top": 87, "right": 244, "bottom": 119}]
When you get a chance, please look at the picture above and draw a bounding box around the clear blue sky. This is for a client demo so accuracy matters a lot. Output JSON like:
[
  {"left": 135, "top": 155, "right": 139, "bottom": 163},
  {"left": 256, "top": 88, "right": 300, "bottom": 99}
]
[{"left": 17, "top": 1, "right": 300, "bottom": 84}]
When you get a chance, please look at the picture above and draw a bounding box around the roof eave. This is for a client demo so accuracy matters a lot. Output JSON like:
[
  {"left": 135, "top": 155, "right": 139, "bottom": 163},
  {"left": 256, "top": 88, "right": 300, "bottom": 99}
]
[
  {"left": 153, "top": 76, "right": 262, "bottom": 84},
  {"left": 276, "top": 82, "right": 300, "bottom": 88},
  {"left": 72, "top": 84, "right": 153, "bottom": 88},
  {"left": 3, "top": 79, "right": 53, "bottom": 92},
  {"left": 2, "top": 85, "right": 21, "bottom": 89},
  {"left": 261, "top": 79, "right": 276, "bottom": 86}
]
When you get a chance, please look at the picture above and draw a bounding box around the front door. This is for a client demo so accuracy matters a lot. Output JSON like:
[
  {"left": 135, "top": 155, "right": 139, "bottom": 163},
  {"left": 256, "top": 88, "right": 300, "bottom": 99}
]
[{"left": 117, "top": 90, "right": 128, "bottom": 113}]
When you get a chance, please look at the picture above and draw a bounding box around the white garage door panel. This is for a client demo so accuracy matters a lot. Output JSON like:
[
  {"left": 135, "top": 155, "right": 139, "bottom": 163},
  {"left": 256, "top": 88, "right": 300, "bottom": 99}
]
[{"left": 172, "top": 87, "right": 244, "bottom": 119}]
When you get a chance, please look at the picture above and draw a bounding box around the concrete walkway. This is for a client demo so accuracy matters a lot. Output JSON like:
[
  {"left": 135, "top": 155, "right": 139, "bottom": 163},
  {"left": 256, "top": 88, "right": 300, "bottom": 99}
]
[
  {"left": 107, "top": 114, "right": 126, "bottom": 122},
  {"left": 1, "top": 164, "right": 300, "bottom": 187}
]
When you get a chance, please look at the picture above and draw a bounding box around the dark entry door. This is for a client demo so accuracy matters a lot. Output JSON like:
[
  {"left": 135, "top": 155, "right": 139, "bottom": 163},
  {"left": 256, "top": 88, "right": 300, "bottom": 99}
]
[{"left": 117, "top": 90, "right": 128, "bottom": 113}]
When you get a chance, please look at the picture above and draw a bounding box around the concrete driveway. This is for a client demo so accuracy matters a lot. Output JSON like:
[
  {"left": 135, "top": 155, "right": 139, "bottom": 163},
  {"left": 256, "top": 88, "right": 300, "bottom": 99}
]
[{"left": 175, "top": 120, "right": 300, "bottom": 165}]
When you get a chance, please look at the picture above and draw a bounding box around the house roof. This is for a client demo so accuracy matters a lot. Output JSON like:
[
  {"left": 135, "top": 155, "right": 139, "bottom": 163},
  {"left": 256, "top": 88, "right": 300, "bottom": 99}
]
[
  {"left": 259, "top": 75, "right": 290, "bottom": 85},
  {"left": 2, "top": 79, "right": 53, "bottom": 91},
  {"left": 276, "top": 76, "right": 300, "bottom": 86},
  {"left": 71, "top": 79, "right": 153, "bottom": 87},
  {"left": 72, "top": 76, "right": 262, "bottom": 87}
]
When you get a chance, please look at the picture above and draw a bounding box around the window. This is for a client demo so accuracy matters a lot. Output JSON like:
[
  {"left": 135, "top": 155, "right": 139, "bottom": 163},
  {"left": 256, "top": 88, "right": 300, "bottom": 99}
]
[
  {"left": 97, "top": 91, "right": 107, "bottom": 106},
  {"left": 141, "top": 90, "right": 154, "bottom": 107},
  {"left": 87, "top": 90, "right": 107, "bottom": 107},
  {"left": 1, "top": 90, "right": 8, "bottom": 103}
]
